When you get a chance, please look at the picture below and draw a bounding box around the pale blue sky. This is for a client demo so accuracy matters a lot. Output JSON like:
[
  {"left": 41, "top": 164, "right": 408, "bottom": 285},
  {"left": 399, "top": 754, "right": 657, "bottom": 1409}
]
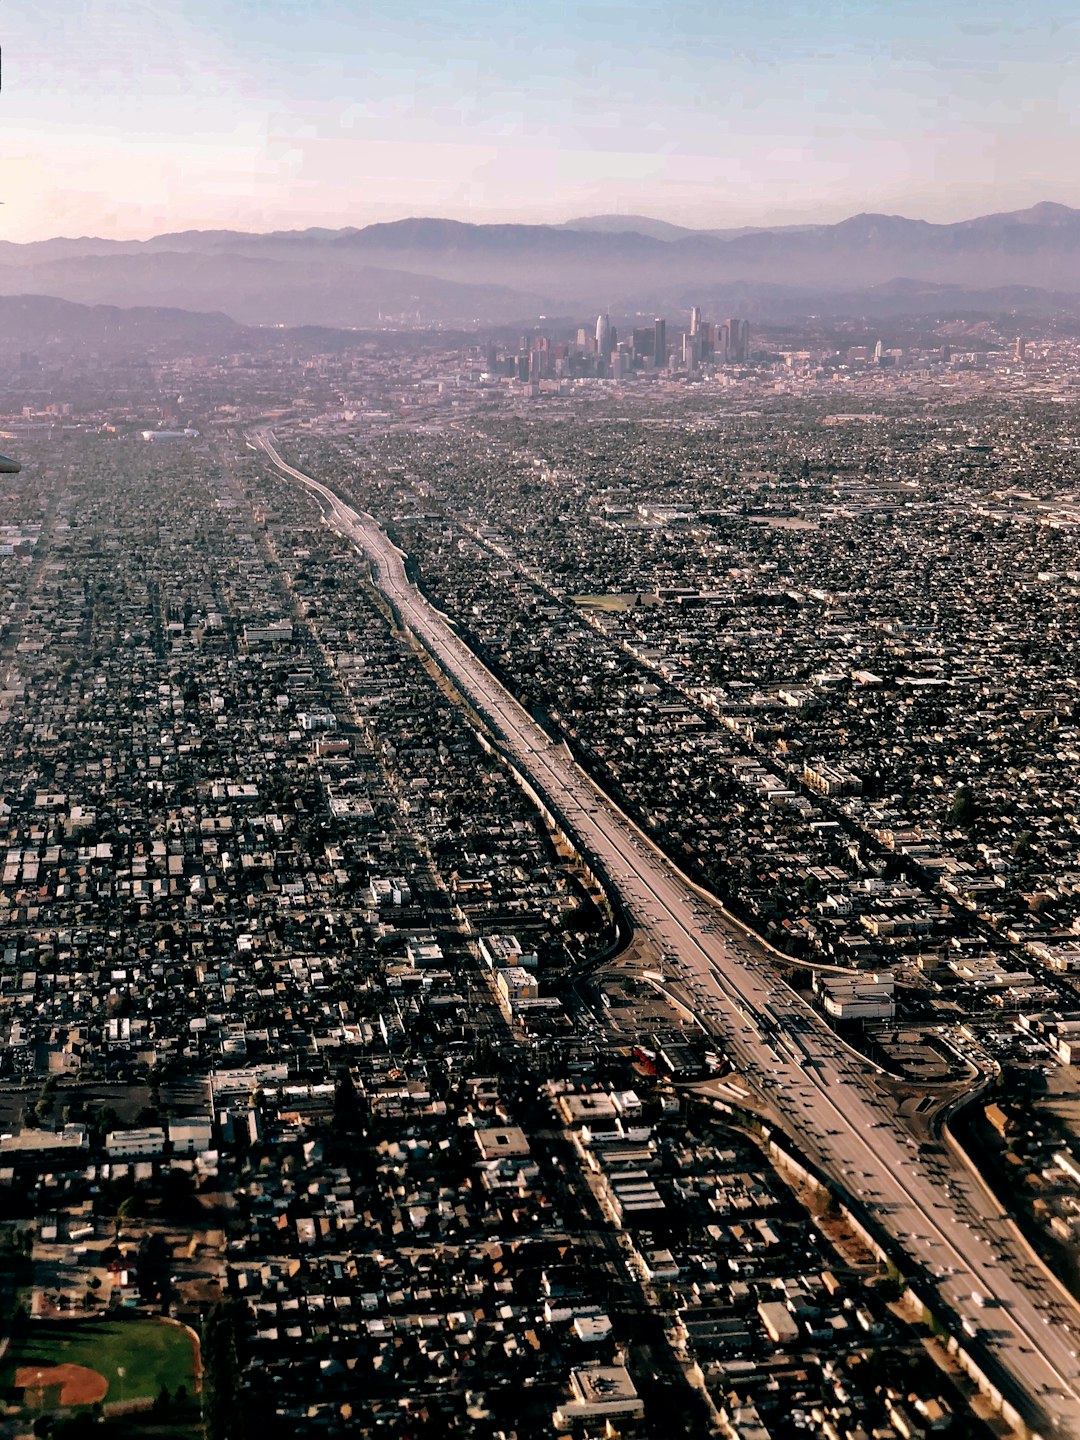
[{"left": 5, "top": 0, "right": 1078, "bottom": 239}]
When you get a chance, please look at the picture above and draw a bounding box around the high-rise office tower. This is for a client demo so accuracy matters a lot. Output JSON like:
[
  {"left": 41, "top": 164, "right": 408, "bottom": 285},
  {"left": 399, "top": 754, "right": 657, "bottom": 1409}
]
[
  {"left": 531, "top": 335, "right": 551, "bottom": 379},
  {"left": 689, "top": 306, "right": 701, "bottom": 336},
  {"left": 653, "top": 318, "right": 667, "bottom": 369},
  {"left": 632, "top": 328, "right": 655, "bottom": 360},
  {"left": 722, "top": 318, "right": 750, "bottom": 363},
  {"left": 596, "top": 313, "right": 612, "bottom": 357}
]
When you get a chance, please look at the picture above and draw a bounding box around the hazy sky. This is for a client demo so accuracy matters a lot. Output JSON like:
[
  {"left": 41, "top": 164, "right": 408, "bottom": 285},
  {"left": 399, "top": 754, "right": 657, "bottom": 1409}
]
[{"left": 5, "top": 0, "right": 1079, "bottom": 240}]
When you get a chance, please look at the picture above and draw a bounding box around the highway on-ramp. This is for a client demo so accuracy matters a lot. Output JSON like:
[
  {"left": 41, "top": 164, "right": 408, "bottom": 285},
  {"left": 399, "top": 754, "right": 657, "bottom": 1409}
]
[{"left": 252, "top": 427, "right": 1080, "bottom": 1439}]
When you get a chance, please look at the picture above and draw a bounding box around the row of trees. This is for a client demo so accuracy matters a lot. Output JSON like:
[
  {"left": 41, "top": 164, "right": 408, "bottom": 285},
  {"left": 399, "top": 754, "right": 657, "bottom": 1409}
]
[{"left": 202, "top": 1299, "right": 248, "bottom": 1440}]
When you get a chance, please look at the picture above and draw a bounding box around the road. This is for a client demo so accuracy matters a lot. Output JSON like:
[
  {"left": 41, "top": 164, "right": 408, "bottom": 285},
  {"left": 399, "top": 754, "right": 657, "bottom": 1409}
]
[{"left": 252, "top": 428, "right": 1079, "bottom": 1439}]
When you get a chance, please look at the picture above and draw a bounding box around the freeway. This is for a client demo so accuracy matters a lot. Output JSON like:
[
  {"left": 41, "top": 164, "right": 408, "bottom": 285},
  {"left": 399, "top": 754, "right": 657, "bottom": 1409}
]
[{"left": 252, "top": 428, "right": 1080, "bottom": 1438}]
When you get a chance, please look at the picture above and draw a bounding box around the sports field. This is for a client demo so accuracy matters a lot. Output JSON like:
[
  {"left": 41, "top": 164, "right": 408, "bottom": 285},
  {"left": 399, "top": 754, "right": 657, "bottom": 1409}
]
[{"left": 3, "top": 1318, "right": 196, "bottom": 1411}]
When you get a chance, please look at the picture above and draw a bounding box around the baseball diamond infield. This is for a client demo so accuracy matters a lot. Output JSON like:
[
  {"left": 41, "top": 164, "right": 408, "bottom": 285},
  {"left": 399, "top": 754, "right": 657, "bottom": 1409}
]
[{"left": 15, "top": 1364, "right": 108, "bottom": 1409}]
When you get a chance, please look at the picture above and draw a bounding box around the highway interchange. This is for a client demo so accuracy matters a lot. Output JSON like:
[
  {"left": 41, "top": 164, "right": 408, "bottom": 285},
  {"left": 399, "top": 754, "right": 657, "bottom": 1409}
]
[{"left": 252, "top": 428, "right": 1080, "bottom": 1439}]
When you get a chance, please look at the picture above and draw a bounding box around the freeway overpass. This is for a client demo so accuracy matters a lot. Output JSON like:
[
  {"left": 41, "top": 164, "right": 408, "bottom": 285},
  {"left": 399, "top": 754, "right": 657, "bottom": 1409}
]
[{"left": 251, "top": 428, "right": 1080, "bottom": 1438}]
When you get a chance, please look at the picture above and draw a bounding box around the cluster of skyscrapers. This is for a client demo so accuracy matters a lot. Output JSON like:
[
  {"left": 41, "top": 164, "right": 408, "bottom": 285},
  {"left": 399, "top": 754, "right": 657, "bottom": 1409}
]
[
  {"left": 595, "top": 311, "right": 751, "bottom": 376},
  {"left": 484, "top": 310, "right": 751, "bottom": 384}
]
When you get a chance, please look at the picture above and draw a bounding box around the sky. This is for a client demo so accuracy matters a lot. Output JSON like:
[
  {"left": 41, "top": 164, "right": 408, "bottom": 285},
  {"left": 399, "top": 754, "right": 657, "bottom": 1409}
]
[{"left": 4, "top": 0, "right": 1079, "bottom": 241}]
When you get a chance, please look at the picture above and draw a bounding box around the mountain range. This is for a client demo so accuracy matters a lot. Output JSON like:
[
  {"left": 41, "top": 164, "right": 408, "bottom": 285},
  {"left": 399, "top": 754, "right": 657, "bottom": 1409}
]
[{"left": 4, "top": 202, "right": 1080, "bottom": 328}]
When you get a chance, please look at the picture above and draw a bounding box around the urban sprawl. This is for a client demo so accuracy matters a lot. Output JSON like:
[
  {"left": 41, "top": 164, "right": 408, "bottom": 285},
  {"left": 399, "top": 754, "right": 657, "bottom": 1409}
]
[{"left": 0, "top": 307, "right": 1078, "bottom": 1440}]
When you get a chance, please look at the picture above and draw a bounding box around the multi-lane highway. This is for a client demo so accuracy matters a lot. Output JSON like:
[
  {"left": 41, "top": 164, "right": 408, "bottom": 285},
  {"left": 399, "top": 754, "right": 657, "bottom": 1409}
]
[{"left": 252, "top": 428, "right": 1079, "bottom": 1438}]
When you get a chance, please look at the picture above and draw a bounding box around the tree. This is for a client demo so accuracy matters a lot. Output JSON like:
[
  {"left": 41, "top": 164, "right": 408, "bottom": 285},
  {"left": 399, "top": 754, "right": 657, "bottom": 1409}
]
[
  {"left": 876, "top": 1274, "right": 904, "bottom": 1303},
  {"left": 202, "top": 1300, "right": 248, "bottom": 1440},
  {"left": 948, "top": 783, "right": 977, "bottom": 830},
  {"left": 332, "top": 1065, "right": 362, "bottom": 1135},
  {"left": 137, "top": 1231, "right": 171, "bottom": 1305},
  {"left": 92, "top": 1105, "right": 120, "bottom": 1138}
]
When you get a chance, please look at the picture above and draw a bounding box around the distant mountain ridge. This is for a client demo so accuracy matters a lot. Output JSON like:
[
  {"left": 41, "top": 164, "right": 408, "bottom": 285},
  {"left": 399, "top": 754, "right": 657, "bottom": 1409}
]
[
  {"left": 0, "top": 294, "right": 511, "bottom": 356},
  {"left": 562, "top": 213, "right": 847, "bottom": 241},
  {"left": 0, "top": 292, "right": 242, "bottom": 341},
  {"left": 3, "top": 203, "right": 1080, "bottom": 326}
]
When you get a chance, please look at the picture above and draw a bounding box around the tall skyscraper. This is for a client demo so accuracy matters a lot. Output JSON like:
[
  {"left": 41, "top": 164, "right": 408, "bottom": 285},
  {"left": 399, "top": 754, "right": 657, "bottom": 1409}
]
[
  {"left": 722, "top": 318, "right": 750, "bottom": 363},
  {"left": 632, "top": 327, "right": 655, "bottom": 361},
  {"left": 689, "top": 306, "right": 701, "bottom": 337},
  {"left": 595, "top": 313, "right": 612, "bottom": 357},
  {"left": 653, "top": 318, "right": 667, "bottom": 369},
  {"left": 531, "top": 335, "right": 551, "bottom": 380}
]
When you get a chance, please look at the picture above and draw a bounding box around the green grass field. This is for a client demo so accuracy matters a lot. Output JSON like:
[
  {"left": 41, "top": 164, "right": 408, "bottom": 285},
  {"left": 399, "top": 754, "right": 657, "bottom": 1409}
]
[{"left": 2, "top": 1318, "right": 196, "bottom": 1410}]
